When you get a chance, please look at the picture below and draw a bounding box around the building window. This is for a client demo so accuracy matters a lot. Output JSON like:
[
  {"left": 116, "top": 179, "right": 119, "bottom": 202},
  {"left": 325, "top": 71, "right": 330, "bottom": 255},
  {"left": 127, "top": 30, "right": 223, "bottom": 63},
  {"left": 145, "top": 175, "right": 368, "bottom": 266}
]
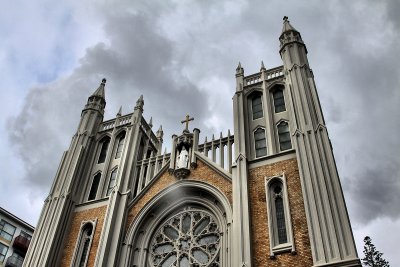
[
  {"left": 265, "top": 175, "right": 295, "bottom": 256},
  {"left": 9, "top": 252, "right": 24, "bottom": 266},
  {"left": 73, "top": 223, "right": 94, "bottom": 267},
  {"left": 115, "top": 133, "right": 126, "bottom": 159},
  {"left": 277, "top": 121, "right": 292, "bottom": 151},
  {"left": 273, "top": 90, "right": 286, "bottom": 113},
  {"left": 149, "top": 208, "right": 220, "bottom": 266},
  {"left": 0, "top": 243, "right": 8, "bottom": 263},
  {"left": 88, "top": 173, "right": 101, "bottom": 201},
  {"left": 254, "top": 128, "right": 267, "bottom": 157},
  {"left": 20, "top": 230, "right": 32, "bottom": 240},
  {"left": 97, "top": 137, "right": 110, "bottom": 164},
  {"left": 0, "top": 219, "right": 16, "bottom": 241},
  {"left": 106, "top": 169, "right": 118, "bottom": 196},
  {"left": 252, "top": 95, "right": 263, "bottom": 120}
]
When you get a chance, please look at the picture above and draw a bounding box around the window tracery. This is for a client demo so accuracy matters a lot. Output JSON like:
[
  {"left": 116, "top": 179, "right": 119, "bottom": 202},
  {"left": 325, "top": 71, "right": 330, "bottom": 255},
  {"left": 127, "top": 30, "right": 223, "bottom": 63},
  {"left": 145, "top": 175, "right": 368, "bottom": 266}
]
[{"left": 149, "top": 209, "right": 221, "bottom": 267}]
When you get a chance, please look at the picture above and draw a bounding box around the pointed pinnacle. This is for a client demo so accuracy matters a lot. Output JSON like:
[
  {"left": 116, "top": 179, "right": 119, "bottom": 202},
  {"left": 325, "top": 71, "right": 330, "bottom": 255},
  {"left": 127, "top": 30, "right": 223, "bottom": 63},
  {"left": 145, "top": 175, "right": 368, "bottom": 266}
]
[
  {"left": 135, "top": 94, "right": 144, "bottom": 110},
  {"left": 149, "top": 117, "right": 153, "bottom": 128},
  {"left": 236, "top": 61, "right": 244, "bottom": 75},
  {"left": 158, "top": 125, "right": 163, "bottom": 132},
  {"left": 91, "top": 78, "right": 106, "bottom": 99},
  {"left": 260, "top": 61, "right": 266, "bottom": 71},
  {"left": 281, "top": 16, "right": 297, "bottom": 33},
  {"left": 117, "top": 106, "right": 122, "bottom": 116}
]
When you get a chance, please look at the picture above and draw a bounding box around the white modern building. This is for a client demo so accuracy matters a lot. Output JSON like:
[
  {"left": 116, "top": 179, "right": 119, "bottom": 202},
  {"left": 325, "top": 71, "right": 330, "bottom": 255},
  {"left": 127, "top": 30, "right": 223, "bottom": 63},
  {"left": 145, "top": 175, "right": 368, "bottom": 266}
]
[{"left": 0, "top": 208, "right": 34, "bottom": 267}]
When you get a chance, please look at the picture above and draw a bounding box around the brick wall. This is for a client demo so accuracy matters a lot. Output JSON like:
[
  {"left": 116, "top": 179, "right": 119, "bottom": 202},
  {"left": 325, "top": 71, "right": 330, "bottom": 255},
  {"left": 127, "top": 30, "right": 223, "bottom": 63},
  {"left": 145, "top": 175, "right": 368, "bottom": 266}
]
[
  {"left": 126, "top": 159, "right": 232, "bottom": 231},
  {"left": 249, "top": 158, "right": 313, "bottom": 267},
  {"left": 60, "top": 205, "right": 107, "bottom": 267}
]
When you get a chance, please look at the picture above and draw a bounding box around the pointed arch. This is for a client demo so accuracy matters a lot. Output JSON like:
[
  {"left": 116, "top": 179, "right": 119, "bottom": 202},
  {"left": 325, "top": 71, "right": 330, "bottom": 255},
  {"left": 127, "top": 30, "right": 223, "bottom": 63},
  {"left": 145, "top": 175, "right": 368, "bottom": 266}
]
[
  {"left": 253, "top": 127, "right": 267, "bottom": 157},
  {"left": 120, "top": 180, "right": 232, "bottom": 267},
  {"left": 87, "top": 172, "right": 102, "bottom": 201},
  {"left": 277, "top": 121, "right": 292, "bottom": 151},
  {"left": 71, "top": 221, "right": 97, "bottom": 267},
  {"left": 114, "top": 131, "right": 126, "bottom": 159},
  {"left": 97, "top": 136, "right": 111, "bottom": 164},
  {"left": 265, "top": 175, "right": 295, "bottom": 257},
  {"left": 106, "top": 167, "right": 118, "bottom": 196}
]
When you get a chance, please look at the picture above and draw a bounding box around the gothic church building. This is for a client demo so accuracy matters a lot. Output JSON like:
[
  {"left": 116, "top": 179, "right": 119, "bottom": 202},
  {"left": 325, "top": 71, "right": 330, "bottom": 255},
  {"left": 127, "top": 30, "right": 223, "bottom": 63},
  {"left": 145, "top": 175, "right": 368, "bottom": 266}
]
[{"left": 24, "top": 18, "right": 361, "bottom": 267}]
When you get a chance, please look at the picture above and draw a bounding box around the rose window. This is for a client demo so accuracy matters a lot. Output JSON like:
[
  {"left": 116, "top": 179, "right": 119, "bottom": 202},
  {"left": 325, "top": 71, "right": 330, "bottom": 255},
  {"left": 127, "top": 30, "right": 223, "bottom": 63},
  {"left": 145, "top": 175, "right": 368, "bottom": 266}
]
[{"left": 150, "top": 209, "right": 221, "bottom": 267}]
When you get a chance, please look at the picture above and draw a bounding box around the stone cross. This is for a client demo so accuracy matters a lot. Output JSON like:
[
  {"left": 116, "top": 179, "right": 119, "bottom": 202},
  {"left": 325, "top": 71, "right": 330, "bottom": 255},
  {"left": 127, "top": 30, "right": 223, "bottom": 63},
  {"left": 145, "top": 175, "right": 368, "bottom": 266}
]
[{"left": 181, "top": 114, "right": 194, "bottom": 132}]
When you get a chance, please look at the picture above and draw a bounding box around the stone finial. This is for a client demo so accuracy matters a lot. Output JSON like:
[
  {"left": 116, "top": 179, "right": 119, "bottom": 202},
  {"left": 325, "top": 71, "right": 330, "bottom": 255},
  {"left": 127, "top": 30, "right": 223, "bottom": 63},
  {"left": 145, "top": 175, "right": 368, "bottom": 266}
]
[
  {"left": 135, "top": 95, "right": 144, "bottom": 111},
  {"left": 149, "top": 117, "right": 153, "bottom": 128},
  {"left": 236, "top": 62, "right": 244, "bottom": 75},
  {"left": 91, "top": 78, "right": 106, "bottom": 99},
  {"left": 260, "top": 61, "right": 266, "bottom": 71},
  {"left": 116, "top": 106, "right": 122, "bottom": 117},
  {"left": 156, "top": 125, "right": 164, "bottom": 139}
]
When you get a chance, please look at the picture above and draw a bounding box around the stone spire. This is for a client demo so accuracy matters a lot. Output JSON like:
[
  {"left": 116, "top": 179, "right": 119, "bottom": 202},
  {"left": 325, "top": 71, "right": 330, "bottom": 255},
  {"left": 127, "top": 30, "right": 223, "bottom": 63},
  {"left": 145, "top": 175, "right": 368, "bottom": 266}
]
[
  {"left": 91, "top": 78, "right": 106, "bottom": 99},
  {"left": 135, "top": 95, "right": 144, "bottom": 111},
  {"left": 148, "top": 117, "right": 153, "bottom": 128},
  {"left": 260, "top": 61, "right": 266, "bottom": 71},
  {"left": 281, "top": 16, "right": 298, "bottom": 34},
  {"left": 236, "top": 62, "right": 244, "bottom": 76},
  {"left": 116, "top": 106, "right": 122, "bottom": 117},
  {"left": 156, "top": 125, "right": 163, "bottom": 139},
  {"left": 279, "top": 16, "right": 306, "bottom": 53},
  {"left": 84, "top": 78, "right": 106, "bottom": 115}
]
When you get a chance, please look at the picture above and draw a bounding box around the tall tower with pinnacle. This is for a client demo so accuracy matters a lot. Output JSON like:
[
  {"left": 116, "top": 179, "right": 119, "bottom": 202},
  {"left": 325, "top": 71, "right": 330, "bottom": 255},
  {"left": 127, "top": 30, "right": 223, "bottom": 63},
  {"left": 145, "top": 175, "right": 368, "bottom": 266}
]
[{"left": 24, "top": 18, "right": 360, "bottom": 267}]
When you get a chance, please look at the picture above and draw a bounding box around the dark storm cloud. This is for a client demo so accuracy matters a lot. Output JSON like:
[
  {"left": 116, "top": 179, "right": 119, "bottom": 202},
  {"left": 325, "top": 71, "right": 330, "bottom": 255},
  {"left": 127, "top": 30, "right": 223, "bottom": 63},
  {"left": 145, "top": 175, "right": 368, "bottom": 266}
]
[
  {"left": 8, "top": 7, "right": 208, "bottom": 193},
  {"left": 6, "top": 0, "right": 400, "bottom": 226}
]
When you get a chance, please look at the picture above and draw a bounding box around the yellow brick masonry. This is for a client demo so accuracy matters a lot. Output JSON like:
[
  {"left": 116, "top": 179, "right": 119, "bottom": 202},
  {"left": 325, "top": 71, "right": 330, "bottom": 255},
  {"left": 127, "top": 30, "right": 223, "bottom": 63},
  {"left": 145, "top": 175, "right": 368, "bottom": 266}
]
[
  {"left": 60, "top": 205, "right": 107, "bottom": 267},
  {"left": 249, "top": 157, "right": 313, "bottom": 267},
  {"left": 126, "top": 159, "right": 232, "bottom": 232}
]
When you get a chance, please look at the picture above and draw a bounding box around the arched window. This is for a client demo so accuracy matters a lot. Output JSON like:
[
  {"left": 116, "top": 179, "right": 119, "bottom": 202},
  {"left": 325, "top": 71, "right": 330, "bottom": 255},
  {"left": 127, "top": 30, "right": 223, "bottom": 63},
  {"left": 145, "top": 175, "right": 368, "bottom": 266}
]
[
  {"left": 73, "top": 223, "right": 94, "bottom": 267},
  {"left": 277, "top": 122, "right": 292, "bottom": 151},
  {"left": 115, "top": 133, "right": 126, "bottom": 159},
  {"left": 273, "top": 90, "right": 286, "bottom": 113},
  {"left": 106, "top": 169, "right": 118, "bottom": 196},
  {"left": 87, "top": 173, "right": 101, "bottom": 201},
  {"left": 251, "top": 94, "right": 263, "bottom": 120},
  {"left": 97, "top": 137, "right": 110, "bottom": 164},
  {"left": 265, "top": 176, "right": 294, "bottom": 256},
  {"left": 149, "top": 208, "right": 220, "bottom": 266},
  {"left": 254, "top": 128, "right": 267, "bottom": 157}
]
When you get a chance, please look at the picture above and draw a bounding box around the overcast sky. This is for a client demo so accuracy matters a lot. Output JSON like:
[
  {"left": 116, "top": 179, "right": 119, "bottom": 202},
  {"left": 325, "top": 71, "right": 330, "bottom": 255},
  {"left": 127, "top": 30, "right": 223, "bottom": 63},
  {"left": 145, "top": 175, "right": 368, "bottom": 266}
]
[{"left": 1, "top": 0, "right": 399, "bottom": 265}]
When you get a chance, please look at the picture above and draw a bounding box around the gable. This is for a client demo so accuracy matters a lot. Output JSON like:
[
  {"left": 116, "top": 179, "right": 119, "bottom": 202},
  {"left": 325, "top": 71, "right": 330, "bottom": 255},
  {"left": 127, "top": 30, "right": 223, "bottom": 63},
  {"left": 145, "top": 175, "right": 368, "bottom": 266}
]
[{"left": 125, "top": 158, "right": 233, "bottom": 232}]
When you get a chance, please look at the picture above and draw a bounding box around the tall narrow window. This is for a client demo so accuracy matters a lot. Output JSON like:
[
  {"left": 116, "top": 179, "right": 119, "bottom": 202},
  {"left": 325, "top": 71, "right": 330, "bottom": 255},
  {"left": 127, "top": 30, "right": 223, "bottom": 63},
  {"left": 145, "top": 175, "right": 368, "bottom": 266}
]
[
  {"left": 278, "top": 122, "right": 292, "bottom": 151},
  {"left": 254, "top": 128, "right": 267, "bottom": 157},
  {"left": 252, "top": 95, "right": 263, "bottom": 120},
  {"left": 265, "top": 176, "right": 295, "bottom": 256},
  {"left": 107, "top": 169, "right": 118, "bottom": 196},
  {"left": 88, "top": 173, "right": 101, "bottom": 201},
  {"left": 73, "top": 223, "right": 94, "bottom": 267},
  {"left": 115, "top": 133, "right": 126, "bottom": 159},
  {"left": 273, "top": 90, "right": 286, "bottom": 113},
  {"left": 97, "top": 137, "right": 110, "bottom": 164},
  {"left": 273, "top": 184, "right": 288, "bottom": 244}
]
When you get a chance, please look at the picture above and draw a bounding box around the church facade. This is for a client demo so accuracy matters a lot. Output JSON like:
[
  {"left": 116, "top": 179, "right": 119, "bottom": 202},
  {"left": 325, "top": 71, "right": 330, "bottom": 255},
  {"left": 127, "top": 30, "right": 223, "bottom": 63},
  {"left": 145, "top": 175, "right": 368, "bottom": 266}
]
[{"left": 23, "top": 18, "right": 361, "bottom": 267}]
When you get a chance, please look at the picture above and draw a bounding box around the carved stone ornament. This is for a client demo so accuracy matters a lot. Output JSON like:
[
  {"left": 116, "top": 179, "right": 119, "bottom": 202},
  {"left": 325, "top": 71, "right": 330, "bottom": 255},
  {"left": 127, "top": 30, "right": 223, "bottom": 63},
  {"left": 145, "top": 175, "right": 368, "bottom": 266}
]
[{"left": 174, "top": 168, "right": 191, "bottom": 180}]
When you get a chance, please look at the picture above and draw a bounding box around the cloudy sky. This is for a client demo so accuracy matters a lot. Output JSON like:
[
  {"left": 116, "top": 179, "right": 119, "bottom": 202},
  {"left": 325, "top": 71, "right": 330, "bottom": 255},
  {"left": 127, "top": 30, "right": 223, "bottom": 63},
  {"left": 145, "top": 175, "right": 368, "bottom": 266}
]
[{"left": 1, "top": 0, "right": 399, "bottom": 265}]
